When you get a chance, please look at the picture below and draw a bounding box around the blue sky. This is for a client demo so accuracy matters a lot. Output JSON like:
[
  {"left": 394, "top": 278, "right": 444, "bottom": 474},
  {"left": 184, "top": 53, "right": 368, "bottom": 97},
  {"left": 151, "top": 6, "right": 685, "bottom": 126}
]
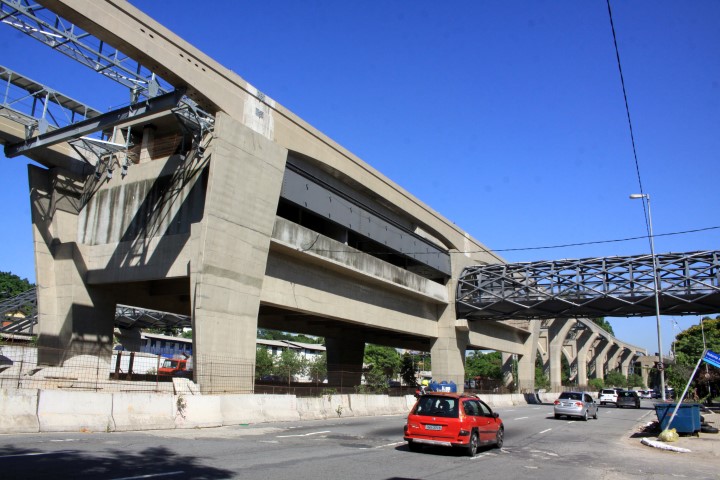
[{"left": 1, "top": 1, "right": 718, "bottom": 356}]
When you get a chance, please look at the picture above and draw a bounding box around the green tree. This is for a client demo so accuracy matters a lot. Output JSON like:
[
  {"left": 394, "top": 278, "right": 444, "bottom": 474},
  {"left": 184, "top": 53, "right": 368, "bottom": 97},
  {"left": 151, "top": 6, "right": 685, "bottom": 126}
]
[
  {"left": 400, "top": 352, "right": 418, "bottom": 386},
  {"left": 275, "top": 348, "right": 306, "bottom": 383},
  {"left": 627, "top": 373, "right": 644, "bottom": 388},
  {"left": 605, "top": 371, "right": 626, "bottom": 388},
  {"left": 307, "top": 352, "right": 327, "bottom": 384},
  {"left": 465, "top": 351, "right": 502, "bottom": 380},
  {"left": 0, "top": 271, "right": 34, "bottom": 299},
  {"left": 535, "top": 353, "right": 549, "bottom": 389},
  {"left": 588, "top": 377, "right": 604, "bottom": 392},
  {"left": 363, "top": 344, "right": 401, "bottom": 381},
  {"left": 255, "top": 347, "right": 275, "bottom": 379},
  {"left": 666, "top": 316, "right": 720, "bottom": 400}
]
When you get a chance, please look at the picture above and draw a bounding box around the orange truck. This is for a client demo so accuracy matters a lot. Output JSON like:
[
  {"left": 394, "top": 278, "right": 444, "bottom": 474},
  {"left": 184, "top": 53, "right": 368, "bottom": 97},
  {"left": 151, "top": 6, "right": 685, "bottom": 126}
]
[{"left": 158, "top": 357, "right": 192, "bottom": 376}]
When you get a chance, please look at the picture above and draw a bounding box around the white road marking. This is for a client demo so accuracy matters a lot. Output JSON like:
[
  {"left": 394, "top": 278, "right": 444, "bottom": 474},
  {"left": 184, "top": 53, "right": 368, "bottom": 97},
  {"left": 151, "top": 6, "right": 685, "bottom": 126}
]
[
  {"left": 276, "top": 430, "right": 330, "bottom": 438},
  {"left": 111, "top": 472, "right": 184, "bottom": 480},
  {"left": 375, "top": 441, "right": 405, "bottom": 448},
  {"left": 539, "top": 428, "right": 552, "bottom": 434},
  {"left": 0, "top": 452, "right": 64, "bottom": 459},
  {"left": 514, "top": 416, "right": 529, "bottom": 420},
  {"left": 259, "top": 440, "right": 279, "bottom": 444},
  {"left": 49, "top": 439, "right": 77, "bottom": 443}
]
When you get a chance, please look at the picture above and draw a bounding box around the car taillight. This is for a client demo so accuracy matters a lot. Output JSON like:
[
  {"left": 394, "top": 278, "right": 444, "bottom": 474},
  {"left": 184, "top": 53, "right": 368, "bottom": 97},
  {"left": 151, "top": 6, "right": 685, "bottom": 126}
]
[
  {"left": 575, "top": 402, "right": 584, "bottom": 407},
  {"left": 554, "top": 400, "right": 560, "bottom": 405}
]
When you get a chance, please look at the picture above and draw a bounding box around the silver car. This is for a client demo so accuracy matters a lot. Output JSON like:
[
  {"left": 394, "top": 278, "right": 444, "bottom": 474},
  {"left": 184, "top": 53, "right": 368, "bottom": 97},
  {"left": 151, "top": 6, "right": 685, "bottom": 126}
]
[{"left": 553, "top": 391, "right": 598, "bottom": 421}]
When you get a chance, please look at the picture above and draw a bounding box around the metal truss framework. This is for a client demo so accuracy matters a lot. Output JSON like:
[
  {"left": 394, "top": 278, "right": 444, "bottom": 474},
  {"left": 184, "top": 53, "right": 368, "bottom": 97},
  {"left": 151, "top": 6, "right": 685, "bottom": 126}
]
[
  {"left": 1, "top": 289, "right": 191, "bottom": 334},
  {"left": 457, "top": 251, "right": 720, "bottom": 320}
]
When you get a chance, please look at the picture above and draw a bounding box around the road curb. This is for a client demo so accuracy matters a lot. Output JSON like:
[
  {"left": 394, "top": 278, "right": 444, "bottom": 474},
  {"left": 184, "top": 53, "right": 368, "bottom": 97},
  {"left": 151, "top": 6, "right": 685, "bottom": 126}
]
[{"left": 640, "top": 437, "right": 691, "bottom": 453}]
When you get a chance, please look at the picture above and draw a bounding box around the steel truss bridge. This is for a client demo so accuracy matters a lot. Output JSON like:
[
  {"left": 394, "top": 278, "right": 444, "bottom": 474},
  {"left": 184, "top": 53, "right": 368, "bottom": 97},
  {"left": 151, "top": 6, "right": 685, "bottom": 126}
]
[
  {"left": 457, "top": 250, "right": 720, "bottom": 320},
  {"left": 1, "top": 289, "right": 190, "bottom": 335}
]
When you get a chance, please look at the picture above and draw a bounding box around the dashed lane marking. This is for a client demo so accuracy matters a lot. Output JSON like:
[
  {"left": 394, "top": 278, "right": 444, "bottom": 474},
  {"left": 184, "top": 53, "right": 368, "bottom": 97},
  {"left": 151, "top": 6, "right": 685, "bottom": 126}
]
[
  {"left": 539, "top": 428, "right": 552, "bottom": 434},
  {"left": 276, "top": 430, "right": 330, "bottom": 438}
]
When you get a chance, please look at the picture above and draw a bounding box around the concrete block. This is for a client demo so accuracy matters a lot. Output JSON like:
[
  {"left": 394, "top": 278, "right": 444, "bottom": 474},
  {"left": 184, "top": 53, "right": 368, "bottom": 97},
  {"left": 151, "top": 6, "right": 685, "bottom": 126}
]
[
  {"left": 39, "top": 390, "right": 114, "bottom": 433},
  {"left": 260, "top": 394, "right": 300, "bottom": 422},
  {"left": 174, "top": 394, "right": 222, "bottom": 429},
  {"left": 221, "top": 394, "right": 264, "bottom": 425},
  {"left": 0, "top": 388, "right": 39, "bottom": 433},
  {"left": 297, "top": 397, "right": 325, "bottom": 420},
  {"left": 112, "top": 392, "right": 174, "bottom": 431}
]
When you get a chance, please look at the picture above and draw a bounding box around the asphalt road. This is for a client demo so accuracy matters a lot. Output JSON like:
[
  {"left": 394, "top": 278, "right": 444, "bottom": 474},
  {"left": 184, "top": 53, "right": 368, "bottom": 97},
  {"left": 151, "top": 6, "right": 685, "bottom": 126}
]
[{"left": 1, "top": 400, "right": 717, "bottom": 479}]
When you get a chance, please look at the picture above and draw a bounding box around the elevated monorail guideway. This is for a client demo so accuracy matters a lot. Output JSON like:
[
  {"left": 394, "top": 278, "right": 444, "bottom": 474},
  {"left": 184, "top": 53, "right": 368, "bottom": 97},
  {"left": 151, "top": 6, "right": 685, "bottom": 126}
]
[{"left": 457, "top": 250, "right": 720, "bottom": 320}]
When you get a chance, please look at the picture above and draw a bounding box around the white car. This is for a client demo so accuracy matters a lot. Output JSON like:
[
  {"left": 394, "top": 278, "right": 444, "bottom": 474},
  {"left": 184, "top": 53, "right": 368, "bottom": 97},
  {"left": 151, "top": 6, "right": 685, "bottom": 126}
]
[{"left": 599, "top": 389, "right": 619, "bottom": 405}]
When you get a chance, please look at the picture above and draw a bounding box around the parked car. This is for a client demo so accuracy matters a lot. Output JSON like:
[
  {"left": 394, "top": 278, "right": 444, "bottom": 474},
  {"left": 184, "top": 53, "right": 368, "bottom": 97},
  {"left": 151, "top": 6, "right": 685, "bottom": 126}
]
[
  {"left": 616, "top": 390, "right": 641, "bottom": 408},
  {"left": 599, "top": 388, "right": 619, "bottom": 406},
  {"left": 404, "top": 392, "right": 504, "bottom": 457},
  {"left": 553, "top": 391, "right": 598, "bottom": 421}
]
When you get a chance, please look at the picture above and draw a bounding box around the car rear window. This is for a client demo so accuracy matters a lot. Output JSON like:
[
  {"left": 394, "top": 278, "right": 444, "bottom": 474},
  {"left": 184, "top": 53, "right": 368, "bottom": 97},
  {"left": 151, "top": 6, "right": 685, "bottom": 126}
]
[
  {"left": 601, "top": 390, "right": 616, "bottom": 394},
  {"left": 414, "top": 396, "right": 459, "bottom": 418},
  {"left": 558, "top": 392, "right": 582, "bottom": 400},
  {"left": 619, "top": 391, "right": 637, "bottom": 397}
]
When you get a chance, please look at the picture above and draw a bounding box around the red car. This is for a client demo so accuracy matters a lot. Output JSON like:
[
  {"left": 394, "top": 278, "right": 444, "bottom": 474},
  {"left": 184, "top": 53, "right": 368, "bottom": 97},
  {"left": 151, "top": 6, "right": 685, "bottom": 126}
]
[{"left": 404, "top": 392, "right": 504, "bottom": 456}]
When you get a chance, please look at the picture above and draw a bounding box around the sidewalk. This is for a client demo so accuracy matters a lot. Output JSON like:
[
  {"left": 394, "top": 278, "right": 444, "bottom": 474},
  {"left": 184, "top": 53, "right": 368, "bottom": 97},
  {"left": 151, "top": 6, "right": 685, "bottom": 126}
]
[{"left": 627, "top": 407, "right": 720, "bottom": 460}]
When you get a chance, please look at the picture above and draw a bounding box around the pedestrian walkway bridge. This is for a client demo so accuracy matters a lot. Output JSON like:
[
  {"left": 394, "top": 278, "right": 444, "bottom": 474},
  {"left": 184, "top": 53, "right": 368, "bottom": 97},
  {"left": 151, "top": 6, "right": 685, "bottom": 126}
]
[{"left": 457, "top": 250, "right": 720, "bottom": 320}]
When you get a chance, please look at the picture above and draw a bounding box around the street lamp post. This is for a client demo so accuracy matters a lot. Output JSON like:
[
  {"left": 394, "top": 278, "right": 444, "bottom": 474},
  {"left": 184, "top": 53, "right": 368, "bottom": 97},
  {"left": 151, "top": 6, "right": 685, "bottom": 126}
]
[{"left": 629, "top": 193, "right": 666, "bottom": 401}]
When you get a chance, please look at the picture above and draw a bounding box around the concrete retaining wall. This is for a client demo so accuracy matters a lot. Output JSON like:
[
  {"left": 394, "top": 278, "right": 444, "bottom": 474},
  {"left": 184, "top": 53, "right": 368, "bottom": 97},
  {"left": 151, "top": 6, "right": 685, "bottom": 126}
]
[{"left": 0, "top": 389, "right": 547, "bottom": 434}]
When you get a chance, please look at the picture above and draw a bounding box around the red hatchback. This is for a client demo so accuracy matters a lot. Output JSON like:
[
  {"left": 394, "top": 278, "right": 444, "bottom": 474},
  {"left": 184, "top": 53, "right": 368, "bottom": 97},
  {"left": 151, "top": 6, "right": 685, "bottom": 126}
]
[{"left": 404, "top": 392, "right": 504, "bottom": 456}]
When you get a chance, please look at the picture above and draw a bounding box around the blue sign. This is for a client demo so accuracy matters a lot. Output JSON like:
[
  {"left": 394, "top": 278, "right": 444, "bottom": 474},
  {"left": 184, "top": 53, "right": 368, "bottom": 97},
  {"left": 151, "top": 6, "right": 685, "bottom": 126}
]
[{"left": 702, "top": 350, "right": 720, "bottom": 369}]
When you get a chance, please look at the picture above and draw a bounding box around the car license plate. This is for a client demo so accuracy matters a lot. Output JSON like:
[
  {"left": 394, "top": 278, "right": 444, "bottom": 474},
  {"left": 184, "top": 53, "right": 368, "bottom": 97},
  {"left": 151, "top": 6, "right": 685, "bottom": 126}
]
[{"left": 425, "top": 425, "right": 442, "bottom": 431}]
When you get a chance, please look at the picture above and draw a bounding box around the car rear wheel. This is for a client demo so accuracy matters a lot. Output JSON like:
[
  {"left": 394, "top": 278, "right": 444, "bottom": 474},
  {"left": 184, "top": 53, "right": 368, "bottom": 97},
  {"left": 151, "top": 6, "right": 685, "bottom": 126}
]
[
  {"left": 593, "top": 409, "right": 598, "bottom": 419},
  {"left": 494, "top": 427, "right": 504, "bottom": 449},
  {"left": 466, "top": 432, "right": 479, "bottom": 457},
  {"left": 582, "top": 410, "right": 588, "bottom": 421}
]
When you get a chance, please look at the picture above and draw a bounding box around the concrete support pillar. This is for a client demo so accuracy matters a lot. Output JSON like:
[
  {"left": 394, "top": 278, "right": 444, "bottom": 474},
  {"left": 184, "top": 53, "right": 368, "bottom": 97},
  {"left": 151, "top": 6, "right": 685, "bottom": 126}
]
[
  {"left": 326, "top": 337, "right": 365, "bottom": 387},
  {"left": 190, "top": 113, "right": 287, "bottom": 394},
  {"left": 575, "top": 329, "right": 598, "bottom": 387},
  {"left": 548, "top": 319, "right": 575, "bottom": 391},
  {"left": 430, "top": 322, "right": 468, "bottom": 393},
  {"left": 29, "top": 166, "right": 115, "bottom": 366},
  {"left": 115, "top": 326, "right": 142, "bottom": 351},
  {"left": 592, "top": 339, "right": 612, "bottom": 380},
  {"left": 606, "top": 344, "right": 621, "bottom": 375},
  {"left": 516, "top": 319, "right": 541, "bottom": 392},
  {"left": 139, "top": 125, "right": 156, "bottom": 163},
  {"left": 619, "top": 349, "right": 634, "bottom": 377}
]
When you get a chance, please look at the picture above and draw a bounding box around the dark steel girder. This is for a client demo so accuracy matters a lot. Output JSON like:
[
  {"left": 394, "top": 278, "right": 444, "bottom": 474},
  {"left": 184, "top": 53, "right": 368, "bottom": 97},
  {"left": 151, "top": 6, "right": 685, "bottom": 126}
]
[
  {"left": 4, "top": 88, "right": 185, "bottom": 158},
  {"left": 457, "top": 250, "right": 720, "bottom": 320}
]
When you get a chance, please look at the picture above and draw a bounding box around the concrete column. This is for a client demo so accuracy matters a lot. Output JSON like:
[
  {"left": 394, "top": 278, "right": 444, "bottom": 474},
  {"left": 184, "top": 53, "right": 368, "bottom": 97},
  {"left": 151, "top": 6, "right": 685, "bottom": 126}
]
[
  {"left": 115, "top": 326, "right": 142, "bottom": 351},
  {"left": 619, "top": 349, "right": 634, "bottom": 377},
  {"left": 430, "top": 322, "right": 468, "bottom": 393},
  {"left": 139, "top": 125, "right": 156, "bottom": 163},
  {"left": 190, "top": 112, "right": 287, "bottom": 394},
  {"left": 592, "top": 338, "right": 612, "bottom": 380},
  {"left": 575, "top": 329, "right": 598, "bottom": 387},
  {"left": 548, "top": 319, "right": 575, "bottom": 391},
  {"left": 29, "top": 166, "right": 115, "bottom": 366},
  {"left": 605, "top": 344, "right": 621, "bottom": 375},
  {"left": 516, "top": 319, "right": 541, "bottom": 392},
  {"left": 325, "top": 337, "right": 365, "bottom": 388}
]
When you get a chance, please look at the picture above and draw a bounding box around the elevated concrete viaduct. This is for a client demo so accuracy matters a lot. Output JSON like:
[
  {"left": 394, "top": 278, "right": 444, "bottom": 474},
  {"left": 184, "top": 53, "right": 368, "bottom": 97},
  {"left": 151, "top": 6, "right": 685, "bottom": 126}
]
[{"left": 1, "top": 0, "right": 645, "bottom": 393}]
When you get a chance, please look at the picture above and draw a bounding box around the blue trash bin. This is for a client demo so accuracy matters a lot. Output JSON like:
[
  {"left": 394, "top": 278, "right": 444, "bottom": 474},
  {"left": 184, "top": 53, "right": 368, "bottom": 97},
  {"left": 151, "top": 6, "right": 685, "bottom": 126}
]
[{"left": 654, "top": 403, "right": 701, "bottom": 434}]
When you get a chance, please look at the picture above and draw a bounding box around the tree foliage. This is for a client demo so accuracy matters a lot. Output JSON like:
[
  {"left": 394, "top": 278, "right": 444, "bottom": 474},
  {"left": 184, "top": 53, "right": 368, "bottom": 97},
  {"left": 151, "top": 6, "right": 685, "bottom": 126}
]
[
  {"left": 465, "top": 351, "right": 502, "bottom": 380},
  {"left": 363, "top": 344, "right": 401, "bottom": 380},
  {"left": 275, "top": 348, "right": 306, "bottom": 382},
  {"left": 255, "top": 347, "right": 275, "bottom": 379},
  {"left": 666, "top": 315, "right": 720, "bottom": 400},
  {"left": 400, "top": 352, "right": 418, "bottom": 386},
  {"left": 0, "top": 271, "right": 34, "bottom": 300},
  {"left": 307, "top": 352, "right": 327, "bottom": 384},
  {"left": 605, "top": 371, "right": 626, "bottom": 388}
]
